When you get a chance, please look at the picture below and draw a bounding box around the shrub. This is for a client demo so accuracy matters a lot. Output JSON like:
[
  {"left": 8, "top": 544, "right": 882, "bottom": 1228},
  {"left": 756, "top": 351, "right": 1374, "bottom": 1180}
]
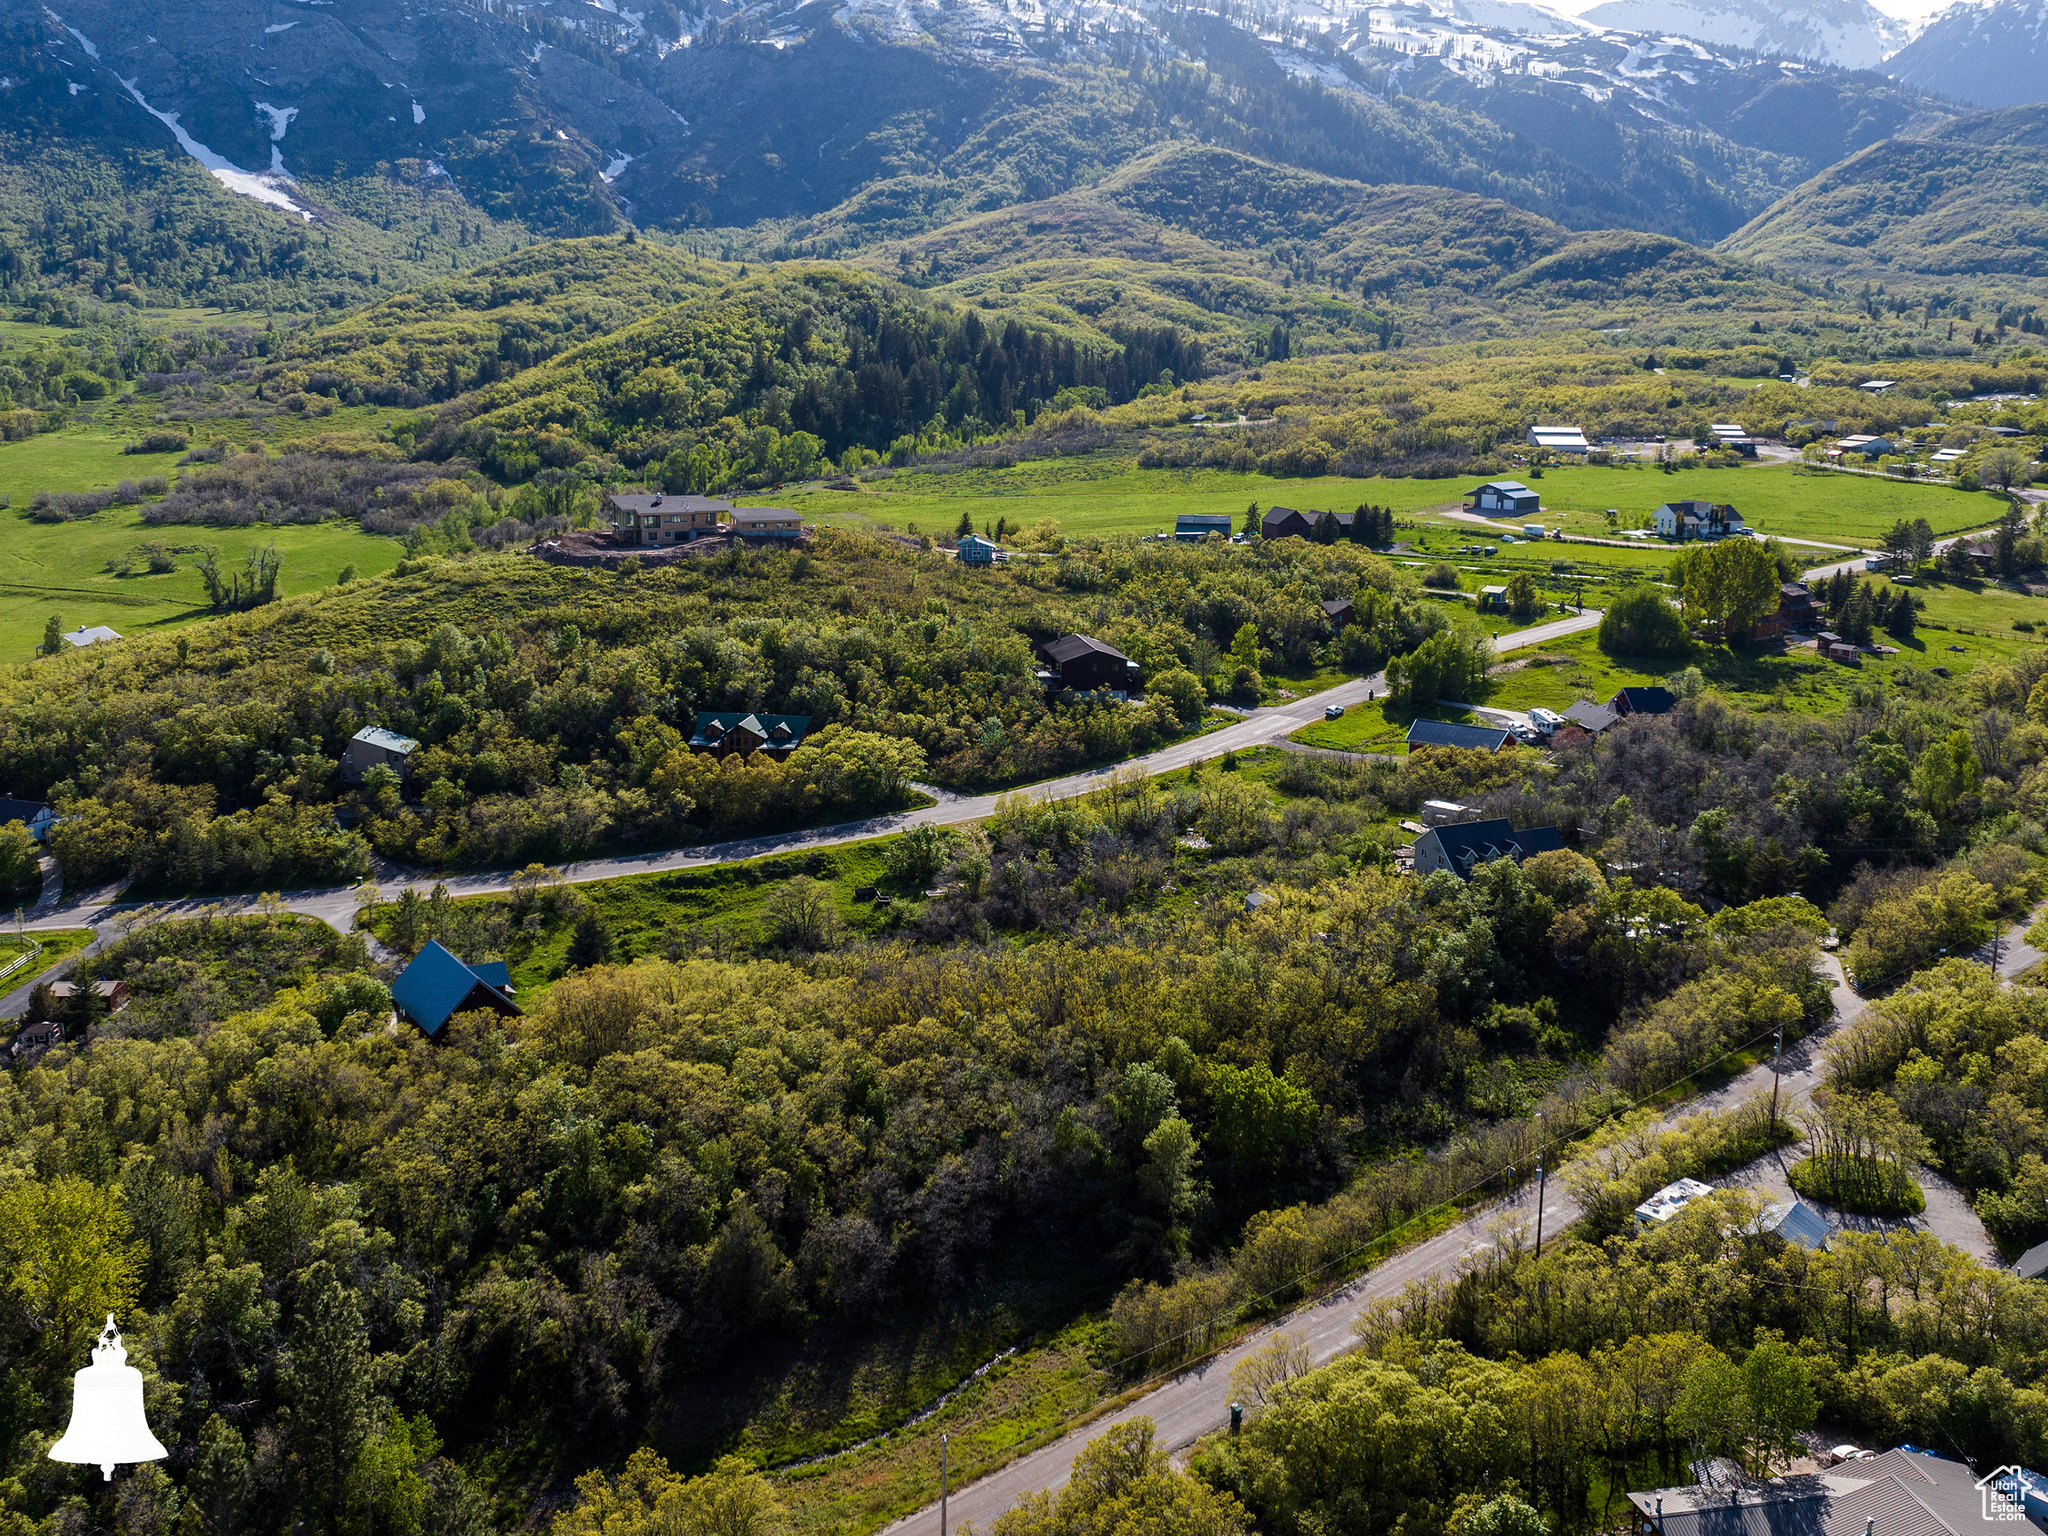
[
  {"left": 1599, "top": 585, "right": 1689, "bottom": 657},
  {"left": 1422, "top": 561, "right": 1462, "bottom": 589},
  {"left": 128, "top": 430, "right": 190, "bottom": 454},
  {"left": 1787, "top": 1154, "right": 1924, "bottom": 1216}
]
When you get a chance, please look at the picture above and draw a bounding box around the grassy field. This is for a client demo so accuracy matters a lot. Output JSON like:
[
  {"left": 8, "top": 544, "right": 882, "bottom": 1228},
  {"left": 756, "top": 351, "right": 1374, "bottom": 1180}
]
[
  {"left": 0, "top": 928, "right": 94, "bottom": 991},
  {"left": 0, "top": 426, "right": 404, "bottom": 661},
  {"left": 791, "top": 457, "right": 2001, "bottom": 551}
]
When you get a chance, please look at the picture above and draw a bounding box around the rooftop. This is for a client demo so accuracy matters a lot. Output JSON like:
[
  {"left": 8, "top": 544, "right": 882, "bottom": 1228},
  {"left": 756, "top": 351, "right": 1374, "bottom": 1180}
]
[
  {"left": 61, "top": 625, "right": 122, "bottom": 647},
  {"left": 1630, "top": 1448, "right": 2048, "bottom": 1536},
  {"left": 391, "top": 941, "right": 520, "bottom": 1038},
  {"left": 351, "top": 726, "right": 421, "bottom": 756},
  {"left": 1407, "top": 718, "right": 1511, "bottom": 752},
  {"left": 1041, "top": 633, "right": 1136, "bottom": 666},
  {"left": 1635, "top": 1176, "right": 1714, "bottom": 1224}
]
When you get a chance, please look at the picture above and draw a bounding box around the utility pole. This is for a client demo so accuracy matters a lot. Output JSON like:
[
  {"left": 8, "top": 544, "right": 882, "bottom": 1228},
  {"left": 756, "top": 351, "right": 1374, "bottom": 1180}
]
[
  {"left": 1769, "top": 1022, "right": 1785, "bottom": 1134},
  {"left": 940, "top": 1433, "right": 949, "bottom": 1536}
]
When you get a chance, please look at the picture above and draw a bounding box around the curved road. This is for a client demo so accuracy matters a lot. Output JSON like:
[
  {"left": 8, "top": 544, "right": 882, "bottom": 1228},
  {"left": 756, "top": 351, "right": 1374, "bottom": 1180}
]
[
  {"left": 9, "top": 608, "right": 1604, "bottom": 964},
  {"left": 877, "top": 917, "right": 2039, "bottom": 1536}
]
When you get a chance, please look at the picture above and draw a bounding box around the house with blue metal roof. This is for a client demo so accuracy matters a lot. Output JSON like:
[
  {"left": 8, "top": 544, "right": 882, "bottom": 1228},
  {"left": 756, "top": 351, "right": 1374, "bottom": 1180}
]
[
  {"left": 1406, "top": 718, "right": 1511, "bottom": 753},
  {"left": 391, "top": 940, "right": 521, "bottom": 1038}
]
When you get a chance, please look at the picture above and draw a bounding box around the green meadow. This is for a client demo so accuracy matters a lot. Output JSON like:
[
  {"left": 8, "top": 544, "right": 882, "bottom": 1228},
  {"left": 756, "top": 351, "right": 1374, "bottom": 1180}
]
[
  {"left": 787, "top": 456, "right": 2001, "bottom": 552},
  {"left": 0, "top": 426, "right": 403, "bottom": 661}
]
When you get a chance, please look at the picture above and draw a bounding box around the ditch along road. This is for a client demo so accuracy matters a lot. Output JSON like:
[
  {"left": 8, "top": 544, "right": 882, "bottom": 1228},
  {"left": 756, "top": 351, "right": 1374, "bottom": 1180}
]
[
  {"left": 876, "top": 921, "right": 2038, "bottom": 1536},
  {"left": 7, "top": 607, "right": 1605, "bottom": 968}
]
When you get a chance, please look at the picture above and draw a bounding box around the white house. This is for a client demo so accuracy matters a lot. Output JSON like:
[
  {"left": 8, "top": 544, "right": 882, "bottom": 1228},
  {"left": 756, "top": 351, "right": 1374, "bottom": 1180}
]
[
  {"left": 1652, "top": 500, "right": 1748, "bottom": 541},
  {"left": 61, "top": 625, "right": 121, "bottom": 648}
]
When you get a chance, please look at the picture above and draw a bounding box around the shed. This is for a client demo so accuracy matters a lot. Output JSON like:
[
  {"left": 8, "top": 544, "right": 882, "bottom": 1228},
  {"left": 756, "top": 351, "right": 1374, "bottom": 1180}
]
[
  {"left": 1755, "top": 1199, "right": 1831, "bottom": 1252},
  {"left": 391, "top": 940, "right": 522, "bottom": 1039},
  {"left": 342, "top": 726, "right": 420, "bottom": 785},
  {"left": 61, "top": 625, "right": 122, "bottom": 648},
  {"left": 1405, "top": 719, "right": 1511, "bottom": 753},
  {"left": 1478, "top": 585, "right": 1510, "bottom": 612}
]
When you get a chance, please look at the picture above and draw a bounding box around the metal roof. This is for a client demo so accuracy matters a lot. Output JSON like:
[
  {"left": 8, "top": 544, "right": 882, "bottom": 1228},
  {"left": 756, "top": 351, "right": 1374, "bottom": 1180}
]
[
  {"left": 61, "top": 625, "right": 122, "bottom": 647},
  {"left": 1614, "top": 686, "right": 1678, "bottom": 715},
  {"left": 351, "top": 726, "right": 420, "bottom": 755},
  {"left": 0, "top": 797, "right": 52, "bottom": 826},
  {"left": 1635, "top": 1177, "right": 1714, "bottom": 1224},
  {"left": 1417, "top": 818, "right": 1565, "bottom": 878},
  {"left": 1406, "top": 719, "right": 1511, "bottom": 751},
  {"left": 391, "top": 941, "right": 521, "bottom": 1038},
  {"left": 1758, "top": 1199, "right": 1831, "bottom": 1251},
  {"left": 1041, "top": 633, "right": 1135, "bottom": 666}
]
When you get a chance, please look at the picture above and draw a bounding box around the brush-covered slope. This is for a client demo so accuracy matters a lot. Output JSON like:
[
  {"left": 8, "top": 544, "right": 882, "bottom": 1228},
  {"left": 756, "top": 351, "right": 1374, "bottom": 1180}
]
[{"left": 1720, "top": 104, "right": 2048, "bottom": 286}]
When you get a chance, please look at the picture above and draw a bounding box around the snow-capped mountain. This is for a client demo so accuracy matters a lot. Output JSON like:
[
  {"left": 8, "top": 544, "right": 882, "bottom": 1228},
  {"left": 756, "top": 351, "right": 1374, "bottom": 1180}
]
[
  {"left": 1888, "top": 0, "right": 2048, "bottom": 106},
  {"left": 1578, "top": 0, "right": 1908, "bottom": 69}
]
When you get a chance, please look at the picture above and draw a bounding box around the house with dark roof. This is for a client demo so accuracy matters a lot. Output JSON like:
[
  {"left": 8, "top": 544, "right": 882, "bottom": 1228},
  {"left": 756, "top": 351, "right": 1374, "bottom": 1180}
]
[
  {"left": 0, "top": 796, "right": 55, "bottom": 842},
  {"left": 1653, "top": 500, "right": 1748, "bottom": 541},
  {"left": 2015, "top": 1237, "right": 2048, "bottom": 1281},
  {"left": 689, "top": 712, "right": 811, "bottom": 761},
  {"left": 1411, "top": 818, "right": 1565, "bottom": 880},
  {"left": 1611, "top": 686, "right": 1677, "bottom": 717},
  {"left": 1565, "top": 699, "right": 1621, "bottom": 734},
  {"left": 1466, "top": 481, "right": 1540, "bottom": 516},
  {"left": 1751, "top": 582, "right": 1821, "bottom": 641},
  {"left": 1626, "top": 1447, "right": 2048, "bottom": 1536},
  {"left": 342, "top": 727, "right": 420, "bottom": 785},
  {"left": 608, "top": 491, "right": 732, "bottom": 545},
  {"left": 391, "top": 941, "right": 522, "bottom": 1039},
  {"left": 1037, "top": 634, "right": 1140, "bottom": 693},
  {"left": 1261, "top": 506, "right": 1313, "bottom": 540},
  {"left": 1321, "top": 598, "right": 1354, "bottom": 628},
  {"left": 1174, "top": 513, "right": 1233, "bottom": 542},
  {"left": 1406, "top": 719, "right": 1511, "bottom": 753}
]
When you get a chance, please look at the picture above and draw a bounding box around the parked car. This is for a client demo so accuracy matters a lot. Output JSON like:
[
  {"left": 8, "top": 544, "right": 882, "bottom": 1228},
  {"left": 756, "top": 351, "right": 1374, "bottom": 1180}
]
[{"left": 1324, "top": 703, "right": 1346, "bottom": 721}]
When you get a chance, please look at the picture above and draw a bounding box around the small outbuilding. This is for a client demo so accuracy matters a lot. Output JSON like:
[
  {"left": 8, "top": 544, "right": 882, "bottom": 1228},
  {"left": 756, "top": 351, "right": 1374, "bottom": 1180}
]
[
  {"left": 391, "top": 940, "right": 522, "bottom": 1039},
  {"left": 1174, "top": 513, "right": 1233, "bottom": 542},
  {"left": 1527, "top": 426, "right": 1590, "bottom": 455},
  {"left": 1755, "top": 1198, "right": 1831, "bottom": 1252},
  {"left": 61, "top": 625, "right": 122, "bottom": 648}
]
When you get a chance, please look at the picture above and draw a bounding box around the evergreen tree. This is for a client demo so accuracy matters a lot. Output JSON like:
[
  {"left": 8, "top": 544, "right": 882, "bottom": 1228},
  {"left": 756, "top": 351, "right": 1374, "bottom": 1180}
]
[
  {"left": 1267, "top": 323, "right": 1289, "bottom": 361},
  {"left": 1347, "top": 504, "right": 1369, "bottom": 543},
  {"left": 568, "top": 908, "right": 613, "bottom": 970},
  {"left": 955, "top": 509, "right": 973, "bottom": 538},
  {"left": 282, "top": 1262, "right": 375, "bottom": 1536},
  {"left": 188, "top": 1415, "right": 254, "bottom": 1536},
  {"left": 1242, "top": 502, "right": 1261, "bottom": 535},
  {"left": 40, "top": 614, "right": 61, "bottom": 657}
]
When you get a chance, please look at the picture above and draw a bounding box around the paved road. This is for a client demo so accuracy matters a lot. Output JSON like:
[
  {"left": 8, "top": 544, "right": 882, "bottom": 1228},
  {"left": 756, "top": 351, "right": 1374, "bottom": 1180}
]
[
  {"left": 883, "top": 915, "right": 2043, "bottom": 1535},
  {"left": 13, "top": 611, "right": 1605, "bottom": 959}
]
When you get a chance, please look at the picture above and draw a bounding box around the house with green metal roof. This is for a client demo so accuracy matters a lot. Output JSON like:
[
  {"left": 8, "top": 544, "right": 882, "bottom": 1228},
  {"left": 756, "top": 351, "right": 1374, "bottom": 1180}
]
[{"left": 391, "top": 941, "right": 521, "bottom": 1038}]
